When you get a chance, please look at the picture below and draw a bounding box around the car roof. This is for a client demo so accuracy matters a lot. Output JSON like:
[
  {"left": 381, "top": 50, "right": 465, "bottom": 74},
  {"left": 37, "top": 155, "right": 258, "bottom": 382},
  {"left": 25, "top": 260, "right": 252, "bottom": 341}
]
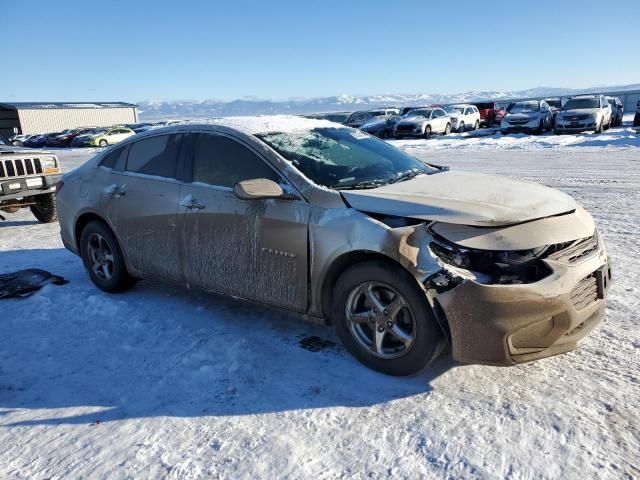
[{"left": 175, "top": 115, "right": 342, "bottom": 135}]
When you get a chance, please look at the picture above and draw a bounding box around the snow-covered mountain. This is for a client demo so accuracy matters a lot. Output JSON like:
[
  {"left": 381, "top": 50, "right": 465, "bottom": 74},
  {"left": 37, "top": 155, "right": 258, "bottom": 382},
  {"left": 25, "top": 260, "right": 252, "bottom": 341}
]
[{"left": 138, "top": 84, "right": 640, "bottom": 120}]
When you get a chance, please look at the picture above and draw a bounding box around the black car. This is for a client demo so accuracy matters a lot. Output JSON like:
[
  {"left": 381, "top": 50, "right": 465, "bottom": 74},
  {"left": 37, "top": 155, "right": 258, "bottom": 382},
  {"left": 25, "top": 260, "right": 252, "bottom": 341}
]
[
  {"left": 607, "top": 97, "right": 624, "bottom": 127},
  {"left": 25, "top": 133, "right": 59, "bottom": 148},
  {"left": 360, "top": 115, "right": 402, "bottom": 139}
]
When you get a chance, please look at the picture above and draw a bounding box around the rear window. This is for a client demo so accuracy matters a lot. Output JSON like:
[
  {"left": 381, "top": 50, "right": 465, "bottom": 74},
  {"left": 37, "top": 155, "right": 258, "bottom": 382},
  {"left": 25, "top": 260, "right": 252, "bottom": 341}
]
[{"left": 126, "top": 134, "right": 182, "bottom": 178}]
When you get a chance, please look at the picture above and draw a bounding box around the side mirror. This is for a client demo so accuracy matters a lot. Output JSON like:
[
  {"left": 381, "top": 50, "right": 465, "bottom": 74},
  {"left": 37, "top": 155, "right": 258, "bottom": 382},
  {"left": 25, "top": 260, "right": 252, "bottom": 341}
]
[{"left": 233, "top": 178, "right": 286, "bottom": 200}]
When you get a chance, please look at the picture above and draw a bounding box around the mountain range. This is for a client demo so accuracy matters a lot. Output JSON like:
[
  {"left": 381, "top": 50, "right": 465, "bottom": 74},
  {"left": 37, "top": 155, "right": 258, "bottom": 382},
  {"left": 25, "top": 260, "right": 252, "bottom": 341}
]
[{"left": 137, "top": 84, "right": 640, "bottom": 120}]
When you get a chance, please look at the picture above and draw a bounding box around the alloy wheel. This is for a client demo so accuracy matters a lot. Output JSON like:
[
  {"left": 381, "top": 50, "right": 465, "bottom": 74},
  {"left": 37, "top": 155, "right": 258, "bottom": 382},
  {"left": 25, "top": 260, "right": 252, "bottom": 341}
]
[
  {"left": 87, "top": 233, "right": 115, "bottom": 281},
  {"left": 345, "top": 281, "right": 416, "bottom": 359}
]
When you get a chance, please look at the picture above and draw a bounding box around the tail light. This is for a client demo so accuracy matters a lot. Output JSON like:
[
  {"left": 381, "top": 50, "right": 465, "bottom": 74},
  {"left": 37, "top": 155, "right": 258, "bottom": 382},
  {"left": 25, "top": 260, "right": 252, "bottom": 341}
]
[{"left": 55, "top": 180, "right": 64, "bottom": 195}]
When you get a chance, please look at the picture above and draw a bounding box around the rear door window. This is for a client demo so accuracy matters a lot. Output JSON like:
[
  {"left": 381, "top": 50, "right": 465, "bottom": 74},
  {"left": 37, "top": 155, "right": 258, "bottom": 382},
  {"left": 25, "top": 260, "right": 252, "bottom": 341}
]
[
  {"left": 191, "top": 133, "right": 279, "bottom": 188},
  {"left": 126, "top": 134, "right": 182, "bottom": 178},
  {"left": 100, "top": 145, "right": 127, "bottom": 170}
]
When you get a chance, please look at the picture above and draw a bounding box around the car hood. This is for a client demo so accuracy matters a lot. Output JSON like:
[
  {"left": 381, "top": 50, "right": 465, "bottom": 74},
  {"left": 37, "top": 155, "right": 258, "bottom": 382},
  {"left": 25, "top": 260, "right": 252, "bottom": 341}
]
[
  {"left": 504, "top": 112, "right": 540, "bottom": 120},
  {"left": 340, "top": 171, "right": 577, "bottom": 227},
  {"left": 397, "top": 118, "right": 426, "bottom": 126}
]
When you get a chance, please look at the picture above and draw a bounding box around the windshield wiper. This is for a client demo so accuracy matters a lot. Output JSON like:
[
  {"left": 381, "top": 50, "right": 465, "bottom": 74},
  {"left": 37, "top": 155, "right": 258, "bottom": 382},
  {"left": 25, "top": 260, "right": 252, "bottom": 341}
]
[
  {"left": 388, "top": 169, "right": 423, "bottom": 184},
  {"left": 333, "top": 179, "right": 391, "bottom": 190}
]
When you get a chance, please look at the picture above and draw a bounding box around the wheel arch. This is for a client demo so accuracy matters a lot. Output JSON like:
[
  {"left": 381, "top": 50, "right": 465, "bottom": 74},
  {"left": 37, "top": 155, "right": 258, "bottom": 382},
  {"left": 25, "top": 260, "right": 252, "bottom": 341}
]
[
  {"left": 319, "top": 249, "right": 416, "bottom": 322},
  {"left": 75, "top": 212, "right": 109, "bottom": 251}
]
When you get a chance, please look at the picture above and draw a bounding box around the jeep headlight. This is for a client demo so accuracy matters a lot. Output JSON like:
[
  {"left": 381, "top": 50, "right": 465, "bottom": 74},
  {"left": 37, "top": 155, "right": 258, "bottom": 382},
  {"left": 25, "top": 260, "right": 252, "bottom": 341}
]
[
  {"left": 429, "top": 236, "right": 552, "bottom": 284},
  {"left": 42, "top": 156, "right": 59, "bottom": 173}
]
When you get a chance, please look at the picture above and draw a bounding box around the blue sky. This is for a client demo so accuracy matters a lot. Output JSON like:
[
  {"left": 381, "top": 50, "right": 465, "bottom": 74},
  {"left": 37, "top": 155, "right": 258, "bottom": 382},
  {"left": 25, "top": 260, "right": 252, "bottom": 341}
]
[{"left": 1, "top": 0, "right": 638, "bottom": 102}]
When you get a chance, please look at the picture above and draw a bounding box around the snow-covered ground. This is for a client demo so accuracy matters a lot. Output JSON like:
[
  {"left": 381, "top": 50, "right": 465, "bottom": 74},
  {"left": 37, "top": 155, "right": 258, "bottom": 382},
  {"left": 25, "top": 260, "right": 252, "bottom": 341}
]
[{"left": 0, "top": 130, "right": 639, "bottom": 479}]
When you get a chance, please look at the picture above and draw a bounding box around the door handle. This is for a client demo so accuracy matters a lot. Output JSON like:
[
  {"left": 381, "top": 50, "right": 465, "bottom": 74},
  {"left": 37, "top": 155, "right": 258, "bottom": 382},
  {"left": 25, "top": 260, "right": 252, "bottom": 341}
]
[
  {"left": 106, "top": 184, "right": 126, "bottom": 197},
  {"left": 180, "top": 195, "right": 206, "bottom": 210}
]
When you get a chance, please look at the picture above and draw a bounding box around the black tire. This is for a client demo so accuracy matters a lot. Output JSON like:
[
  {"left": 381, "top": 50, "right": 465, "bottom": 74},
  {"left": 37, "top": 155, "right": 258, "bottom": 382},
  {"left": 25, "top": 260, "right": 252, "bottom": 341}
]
[
  {"left": 332, "top": 260, "right": 442, "bottom": 376},
  {"left": 473, "top": 120, "right": 479, "bottom": 130},
  {"left": 99, "top": 139, "right": 108, "bottom": 147},
  {"left": 381, "top": 129, "right": 389, "bottom": 139},
  {"left": 595, "top": 119, "right": 603, "bottom": 133},
  {"left": 443, "top": 123, "right": 451, "bottom": 135},
  {"left": 458, "top": 122, "right": 465, "bottom": 133},
  {"left": 30, "top": 193, "right": 58, "bottom": 223},
  {"left": 423, "top": 125, "right": 431, "bottom": 139},
  {"left": 536, "top": 120, "right": 544, "bottom": 134},
  {"left": 80, "top": 220, "right": 136, "bottom": 293}
]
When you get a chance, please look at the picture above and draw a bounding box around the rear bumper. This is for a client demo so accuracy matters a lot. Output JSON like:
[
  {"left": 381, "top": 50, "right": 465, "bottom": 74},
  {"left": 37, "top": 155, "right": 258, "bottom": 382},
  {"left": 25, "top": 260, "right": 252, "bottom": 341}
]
[{"left": 436, "top": 241, "right": 610, "bottom": 365}]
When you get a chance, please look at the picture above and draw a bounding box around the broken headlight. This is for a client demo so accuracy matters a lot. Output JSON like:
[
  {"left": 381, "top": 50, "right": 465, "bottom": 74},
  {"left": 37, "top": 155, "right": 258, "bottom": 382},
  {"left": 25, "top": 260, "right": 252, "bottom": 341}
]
[{"left": 429, "top": 237, "right": 552, "bottom": 285}]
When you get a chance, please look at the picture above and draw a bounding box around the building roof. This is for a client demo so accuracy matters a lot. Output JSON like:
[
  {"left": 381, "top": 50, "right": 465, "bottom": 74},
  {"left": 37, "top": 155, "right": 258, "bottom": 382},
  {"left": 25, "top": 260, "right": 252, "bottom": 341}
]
[{"left": 0, "top": 102, "right": 137, "bottom": 110}]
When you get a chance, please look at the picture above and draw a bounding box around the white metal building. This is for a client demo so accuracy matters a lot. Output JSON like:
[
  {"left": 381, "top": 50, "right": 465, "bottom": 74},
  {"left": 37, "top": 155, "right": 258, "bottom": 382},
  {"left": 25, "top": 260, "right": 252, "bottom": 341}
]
[{"left": 0, "top": 102, "right": 138, "bottom": 136}]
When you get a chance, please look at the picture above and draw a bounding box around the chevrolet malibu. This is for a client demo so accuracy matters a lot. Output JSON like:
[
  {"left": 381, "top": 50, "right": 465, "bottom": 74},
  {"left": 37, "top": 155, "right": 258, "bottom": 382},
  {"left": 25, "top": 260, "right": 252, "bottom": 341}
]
[{"left": 57, "top": 117, "right": 610, "bottom": 375}]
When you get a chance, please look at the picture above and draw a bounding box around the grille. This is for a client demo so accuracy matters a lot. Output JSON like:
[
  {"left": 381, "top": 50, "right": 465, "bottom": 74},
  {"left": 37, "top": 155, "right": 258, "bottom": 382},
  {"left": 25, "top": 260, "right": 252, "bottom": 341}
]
[
  {"left": 546, "top": 233, "right": 599, "bottom": 264},
  {"left": 0, "top": 158, "right": 44, "bottom": 179},
  {"left": 570, "top": 273, "right": 598, "bottom": 310},
  {"left": 396, "top": 125, "right": 415, "bottom": 134},
  {"left": 565, "top": 114, "right": 589, "bottom": 121}
]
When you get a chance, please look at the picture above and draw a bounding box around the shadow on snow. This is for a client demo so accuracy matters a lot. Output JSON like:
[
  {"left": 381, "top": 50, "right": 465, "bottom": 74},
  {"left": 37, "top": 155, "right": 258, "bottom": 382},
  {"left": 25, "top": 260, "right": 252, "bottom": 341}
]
[{"left": 0, "top": 248, "right": 453, "bottom": 427}]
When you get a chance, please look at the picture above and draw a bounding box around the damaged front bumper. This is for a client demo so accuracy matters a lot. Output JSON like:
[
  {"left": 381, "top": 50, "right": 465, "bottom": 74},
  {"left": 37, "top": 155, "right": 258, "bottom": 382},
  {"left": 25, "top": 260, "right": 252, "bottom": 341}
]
[{"left": 430, "top": 237, "right": 610, "bottom": 366}]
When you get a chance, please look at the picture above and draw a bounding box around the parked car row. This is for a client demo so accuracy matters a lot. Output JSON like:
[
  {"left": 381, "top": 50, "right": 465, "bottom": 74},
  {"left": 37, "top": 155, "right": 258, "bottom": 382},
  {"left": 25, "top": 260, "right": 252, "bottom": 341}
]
[
  {"left": 9, "top": 120, "right": 183, "bottom": 149},
  {"left": 309, "top": 94, "right": 629, "bottom": 140}
]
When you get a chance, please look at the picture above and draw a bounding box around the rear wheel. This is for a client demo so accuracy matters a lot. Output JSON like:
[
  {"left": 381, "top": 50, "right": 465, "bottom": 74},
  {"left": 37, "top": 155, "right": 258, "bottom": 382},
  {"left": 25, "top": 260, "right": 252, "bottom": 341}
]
[
  {"left": 474, "top": 120, "right": 479, "bottom": 130},
  {"left": 30, "top": 193, "right": 57, "bottom": 223},
  {"left": 332, "top": 261, "right": 442, "bottom": 376},
  {"left": 99, "top": 139, "right": 108, "bottom": 147},
  {"left": 443, "top": 123, "right": 451, "bottom": 135},
  {"left": 381, "top": 129, "right": 389, "bottom": 139},
  {"left": 536, "top": 120, "right": 544, "bottom": 134},
  {"left": 80, "top": 220, "right": 136, "bottom": 293}
]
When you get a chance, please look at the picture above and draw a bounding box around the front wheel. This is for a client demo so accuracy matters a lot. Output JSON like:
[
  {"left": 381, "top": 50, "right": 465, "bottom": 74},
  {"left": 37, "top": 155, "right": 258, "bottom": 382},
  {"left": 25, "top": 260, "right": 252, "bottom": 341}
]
[
  {"left": 99, "top": 139, "right": 108, "bottom": 147},
  {"left": 458, "top": 122, "right": 465, "bottom": 133},
  {"left": 423, "top": 125, "right": 431, "bottom": 139},
  {"left": 332, "top": 261, "right": 442, "bottom": 376},
  {"left": 595, "top": 119, "right": 603, "bottom": 133},
  {"left": 30, "top": 193, "right": 57, "bottom": 223}
]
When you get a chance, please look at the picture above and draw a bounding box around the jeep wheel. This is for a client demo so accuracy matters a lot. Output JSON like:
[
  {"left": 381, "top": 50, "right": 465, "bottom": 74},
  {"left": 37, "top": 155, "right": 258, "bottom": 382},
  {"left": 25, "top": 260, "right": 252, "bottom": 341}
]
[
  {"left": 332, "top": 261, "right": 442, "bottom": 376},
  {"left": 80, "top": 221, "right": 136, "bottom": 293},
  {"left": 30, "top": 193, "right": 57, "bottom": 223}
]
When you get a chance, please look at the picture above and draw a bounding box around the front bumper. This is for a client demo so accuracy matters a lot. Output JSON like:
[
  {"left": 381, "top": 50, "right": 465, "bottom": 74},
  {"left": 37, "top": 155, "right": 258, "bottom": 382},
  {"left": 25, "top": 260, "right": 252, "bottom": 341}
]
[
  {"left": 555, "top": 119, "right": 597, "bottom": 133},
  {"left": 501, "top": 119, "right": 541, "bottom": 133},
  {"left": 436, "top": 240, "right": 610, "bottom": 365},
  {"left": 0, "top": 174, "right": 60, "bottom": 201}
]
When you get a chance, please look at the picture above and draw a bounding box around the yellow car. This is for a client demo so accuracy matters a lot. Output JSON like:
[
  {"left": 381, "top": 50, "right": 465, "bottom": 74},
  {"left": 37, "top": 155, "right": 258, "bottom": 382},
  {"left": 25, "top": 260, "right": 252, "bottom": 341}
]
[{"left": 72, "top": 127, "right": 135, "bottom": 147}]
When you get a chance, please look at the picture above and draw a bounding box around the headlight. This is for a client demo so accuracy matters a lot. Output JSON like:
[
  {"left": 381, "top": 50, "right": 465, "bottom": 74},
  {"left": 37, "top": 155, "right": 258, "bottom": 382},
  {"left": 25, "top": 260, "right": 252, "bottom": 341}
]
[
  {"left": 42, "top": 156, "right": 59, "bottom": 173},
  {"left": 429, "top": 236, "right": 552, "bottom": 284}
]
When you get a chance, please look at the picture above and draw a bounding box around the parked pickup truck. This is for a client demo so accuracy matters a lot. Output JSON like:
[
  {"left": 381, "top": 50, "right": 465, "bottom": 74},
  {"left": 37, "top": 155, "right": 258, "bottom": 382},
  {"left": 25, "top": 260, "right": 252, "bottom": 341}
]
[{"left": 0, "top": 131, "right": 61, "bottom": 222}]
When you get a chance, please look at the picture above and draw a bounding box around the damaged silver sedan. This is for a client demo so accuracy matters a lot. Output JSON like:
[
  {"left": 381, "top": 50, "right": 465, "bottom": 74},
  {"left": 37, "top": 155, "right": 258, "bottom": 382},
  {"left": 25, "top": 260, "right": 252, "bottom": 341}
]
[{"left": 56, "top": 117, "right": 611, "bottom": 375}]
